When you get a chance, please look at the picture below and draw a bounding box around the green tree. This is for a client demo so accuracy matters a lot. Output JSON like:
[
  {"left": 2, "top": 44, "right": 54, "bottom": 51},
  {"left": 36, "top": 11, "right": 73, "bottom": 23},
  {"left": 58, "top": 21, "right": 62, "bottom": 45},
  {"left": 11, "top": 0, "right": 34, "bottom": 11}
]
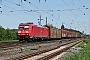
[
  {"left": 11, "top": 29, "right": 17, "bottom": 40},
  {"left": 0, "top": 26, "right": 5, "bottom": 40},
  {"left": 6, "top": 28, "right": 11, "bottom": 40},
  {"left": 47, "top": 23, "right": 56, "bottom": 28},
  {"left": 0, "top": 25, "right": 17, "bottom": 41}
]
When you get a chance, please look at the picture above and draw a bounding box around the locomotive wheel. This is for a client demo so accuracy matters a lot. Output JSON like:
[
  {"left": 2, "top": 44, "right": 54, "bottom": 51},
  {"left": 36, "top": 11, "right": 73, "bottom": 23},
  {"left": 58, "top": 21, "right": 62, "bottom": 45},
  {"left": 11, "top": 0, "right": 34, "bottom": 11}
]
[
  {"left": 26, "top": 39, "right": 32, "bottom": 42},
  {"left": 19, "top": 39, "right": 22, "bottom": 41}
]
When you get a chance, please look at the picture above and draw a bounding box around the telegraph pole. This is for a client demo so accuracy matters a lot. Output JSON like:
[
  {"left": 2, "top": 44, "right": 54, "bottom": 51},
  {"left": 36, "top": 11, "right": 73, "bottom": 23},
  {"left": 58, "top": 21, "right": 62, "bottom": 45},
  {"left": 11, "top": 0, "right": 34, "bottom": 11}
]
[
  {"left": 46, "top": 17, "right": 47, "bottom": 26},
  {"left": 38, "top": 15, "right": 43, "bottom": 26}
]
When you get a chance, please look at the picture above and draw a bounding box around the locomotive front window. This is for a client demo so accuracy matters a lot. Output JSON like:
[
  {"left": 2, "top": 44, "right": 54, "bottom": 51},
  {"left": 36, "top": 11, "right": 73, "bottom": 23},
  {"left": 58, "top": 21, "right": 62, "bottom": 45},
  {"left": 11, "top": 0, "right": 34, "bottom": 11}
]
[
  {"left": 24, "top": 26, "right": 29, "bottom": 28},
  {"left": 19, "top": 26, "right": 29, "bottom": 29},
  {"left": 19, "top": 26, "right": 24, "bottom": 29}
]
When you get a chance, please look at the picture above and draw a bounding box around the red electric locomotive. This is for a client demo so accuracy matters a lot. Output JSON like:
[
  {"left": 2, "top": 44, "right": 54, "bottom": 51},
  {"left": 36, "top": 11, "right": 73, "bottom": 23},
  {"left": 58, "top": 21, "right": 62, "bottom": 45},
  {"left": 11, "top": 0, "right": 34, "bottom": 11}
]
[{"left": 17, "top": 22, "right": 49, "bottom": 41}]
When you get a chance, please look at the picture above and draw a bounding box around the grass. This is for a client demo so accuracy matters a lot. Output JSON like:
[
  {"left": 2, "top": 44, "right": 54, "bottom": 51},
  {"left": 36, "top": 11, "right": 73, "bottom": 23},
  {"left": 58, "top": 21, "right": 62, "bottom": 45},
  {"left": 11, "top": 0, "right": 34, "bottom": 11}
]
[
  {"left": 63, "top": 38, "right": 90, "bottom": 60},
  {"left": 0, "top": 40, "right": 19, "bottom": 42}
]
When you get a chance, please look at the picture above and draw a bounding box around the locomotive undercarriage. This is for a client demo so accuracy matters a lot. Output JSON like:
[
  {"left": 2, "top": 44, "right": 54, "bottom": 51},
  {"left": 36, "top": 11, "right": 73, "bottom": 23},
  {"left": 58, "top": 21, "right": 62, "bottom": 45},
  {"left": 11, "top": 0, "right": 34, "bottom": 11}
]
[{"left": 17, "top": 35, "right": 49, "bottom": 42}]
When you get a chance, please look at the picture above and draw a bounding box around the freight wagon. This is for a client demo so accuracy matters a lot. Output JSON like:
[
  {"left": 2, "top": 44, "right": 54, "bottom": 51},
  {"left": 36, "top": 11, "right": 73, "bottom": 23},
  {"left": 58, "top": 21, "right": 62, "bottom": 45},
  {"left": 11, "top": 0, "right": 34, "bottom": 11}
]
[{"left": 47, "top": 26, "right": 62, "bottom": 39}]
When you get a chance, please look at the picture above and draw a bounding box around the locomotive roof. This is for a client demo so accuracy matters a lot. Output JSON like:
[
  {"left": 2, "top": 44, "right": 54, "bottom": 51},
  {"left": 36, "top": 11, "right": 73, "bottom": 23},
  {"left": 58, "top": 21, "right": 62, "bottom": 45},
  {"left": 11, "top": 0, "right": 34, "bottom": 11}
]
[
  {"left": 20, "top": 22, "right": 33, "bottom": 24},
  {"left": 19, "top": 23, "right": 48, "bottom": 28}
]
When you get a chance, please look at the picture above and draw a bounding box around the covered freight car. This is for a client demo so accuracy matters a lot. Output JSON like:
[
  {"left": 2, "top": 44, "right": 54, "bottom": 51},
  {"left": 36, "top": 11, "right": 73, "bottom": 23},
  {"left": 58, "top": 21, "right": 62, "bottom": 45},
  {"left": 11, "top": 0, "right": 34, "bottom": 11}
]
[
  {"left": 61, "top": 29, "right": 78, "bottom": 38},
  {"left": 48, "top": 26, "right": 62, "bottom": 39},
  {"left": 62, "top": 30, "right": 68, "bottom": 38}
]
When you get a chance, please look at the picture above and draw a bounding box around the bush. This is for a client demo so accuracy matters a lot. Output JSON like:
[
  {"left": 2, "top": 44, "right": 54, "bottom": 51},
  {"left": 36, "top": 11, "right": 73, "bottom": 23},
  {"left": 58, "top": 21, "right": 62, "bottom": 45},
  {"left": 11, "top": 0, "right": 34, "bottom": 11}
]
[{"left": 63, "top": 39, "right": 90, "bottom": 60}]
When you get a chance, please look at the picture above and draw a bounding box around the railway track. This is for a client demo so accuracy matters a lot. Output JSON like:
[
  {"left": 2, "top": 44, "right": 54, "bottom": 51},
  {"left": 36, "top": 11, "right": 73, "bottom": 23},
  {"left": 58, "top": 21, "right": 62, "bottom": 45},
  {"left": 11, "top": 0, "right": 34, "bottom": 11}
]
[
  {"left": 5, "top": 38, "right": 84, "bottom": 60},
  {"left": 37, "top": 39, "right": 82, "bottom": 60},
  {"left": 0, "top": 38, "right": 70, "bottom": 49},
  {"left": 0, "top": 39, "right": 70, "bottom": 60},
  {"left": 0, "top": 42, "right": 23, "bottom": 48}
]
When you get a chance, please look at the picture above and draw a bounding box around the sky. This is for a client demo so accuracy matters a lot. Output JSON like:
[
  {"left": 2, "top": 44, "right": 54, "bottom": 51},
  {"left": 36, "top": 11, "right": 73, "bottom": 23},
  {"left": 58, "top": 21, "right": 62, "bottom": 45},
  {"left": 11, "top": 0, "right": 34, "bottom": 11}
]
[{"left": 0, "top": 0, "right": 90, "bottom": 34}]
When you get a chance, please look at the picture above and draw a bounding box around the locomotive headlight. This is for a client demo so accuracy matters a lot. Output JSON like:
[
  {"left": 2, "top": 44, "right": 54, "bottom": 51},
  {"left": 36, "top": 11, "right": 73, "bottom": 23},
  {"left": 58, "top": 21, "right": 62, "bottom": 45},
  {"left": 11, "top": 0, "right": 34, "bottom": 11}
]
[
  {"left": 26, "top": 34, "right": 28, "bottom": 35},
  {"left": 18, "top": 31, "right": 21, "bottom": 33},
  {"left": 18, "top": 34, "right": 21, "bottom": 35},
  {"left": 26, "top": 31, "right": 29, "bottom": 33}
]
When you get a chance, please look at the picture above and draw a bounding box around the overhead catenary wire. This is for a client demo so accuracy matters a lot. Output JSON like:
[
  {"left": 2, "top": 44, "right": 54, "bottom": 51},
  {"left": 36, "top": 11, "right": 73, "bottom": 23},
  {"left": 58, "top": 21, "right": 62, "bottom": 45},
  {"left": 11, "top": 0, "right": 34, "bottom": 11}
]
[
  {"left": 25, "top": 0, "right": 84, "bottom": 23},
  {"left": 2, "top": 13, "right": 27, "bottom": 21},
  {"left": 2, "top": 0, "right": 89, "bottom": 22},
  {"left": 0, "top": 2, "right": 28, "bottom": 21},
  {"left": 62, "top": 0, "right": 83, "bottom": 30},
  {"left": 4, "top": 0, "right": 39, "bottom": 13},
  {"left": 71, "top": 0, "right": 90, "bottom": 31},
  {"left": 8, "top": 0, "right": 41, "bottom": 15},
  {"left": 3, "top": 0, "right": 40, "bottom": 19},
  {"left": 0, "top": 0, "right": 89, "bottom": 34},
  {"left": 0, "top": 8, "right": 89, "bottom": 13},
  {"left": 78, "top": 0, "right": 85, "bottom": 7},
  {"left": 1, "top": 1, "right": 89, "bottom": 21},
  {"left": 70, "top": 0, "right": 86, "bottom": 16},
  {"left": 78, "top": 0, "right": 88, "bottom": 15},
  {"left": 63, "top": 0, "right": 78, "bottom": 20},
  {"left": 3, "top": 0, "right": 89, "bottom": 28},
  {"left": 25, "top": 0, "right": 58, "bottom": 22},
  {"left": 0, "top": 0, "right": 62, "bottom": 24},
  {"left": 71, "top": 0, "right": 89, "bottom": 27},
  {"left": 1, "top": 0, "right": 89, "bottom": 14},
  {"left": 2, "top": 0, "right": 89, "bottom": 13}
]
